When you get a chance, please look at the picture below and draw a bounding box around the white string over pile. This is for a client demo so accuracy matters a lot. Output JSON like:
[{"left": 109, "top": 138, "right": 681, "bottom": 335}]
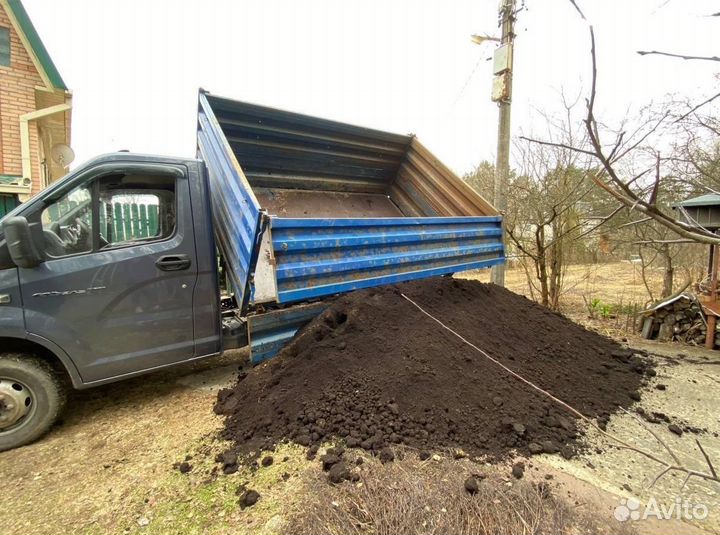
[{"left": 400, "top": 292, "right": 719, "bottom": 488}]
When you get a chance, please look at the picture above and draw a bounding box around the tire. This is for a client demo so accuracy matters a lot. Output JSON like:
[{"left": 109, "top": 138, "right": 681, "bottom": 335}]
[{"left": 0, "top": 354, "right": 66, "bottom": 452}]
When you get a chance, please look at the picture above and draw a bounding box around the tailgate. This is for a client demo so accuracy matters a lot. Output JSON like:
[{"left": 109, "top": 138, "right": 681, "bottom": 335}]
[{"left": 197, "top": 92, "right": 262, "bottom": 310}]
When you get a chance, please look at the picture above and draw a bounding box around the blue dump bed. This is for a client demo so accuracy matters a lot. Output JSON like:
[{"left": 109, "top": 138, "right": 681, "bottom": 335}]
[{"left": 197, "top": 91, "right": 504, "bottom": 361}]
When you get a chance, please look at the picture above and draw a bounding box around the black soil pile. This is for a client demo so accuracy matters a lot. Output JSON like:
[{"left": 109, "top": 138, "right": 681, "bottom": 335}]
[{"left": 215, "top": 278, "right": 653, "bottom": 461}]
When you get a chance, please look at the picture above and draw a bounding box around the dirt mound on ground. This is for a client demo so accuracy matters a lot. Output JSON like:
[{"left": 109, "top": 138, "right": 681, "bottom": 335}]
[{"left": 215, "top": 278, "right": 652, "bottom": 460}]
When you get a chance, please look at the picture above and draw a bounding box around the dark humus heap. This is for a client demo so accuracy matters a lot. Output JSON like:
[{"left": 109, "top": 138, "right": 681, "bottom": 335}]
[{"left": 215, "top": 278, "right": 652, "bottom": 461}]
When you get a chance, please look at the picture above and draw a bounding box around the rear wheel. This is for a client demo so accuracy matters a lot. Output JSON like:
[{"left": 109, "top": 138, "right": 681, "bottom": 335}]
[{"left": 0, "top": 354, "right": 66, "bottom": 451}]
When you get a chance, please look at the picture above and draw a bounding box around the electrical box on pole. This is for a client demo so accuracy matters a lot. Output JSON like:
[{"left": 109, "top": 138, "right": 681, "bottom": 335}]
[
  {"left": 493, "top": 44, "right": 513, "bottom": 74},
  {"left": 491, "top": 44, "right": 513, "bottom": 102},
  {"left": 491, "top": 72, "right": 511, "bottom": 102}
]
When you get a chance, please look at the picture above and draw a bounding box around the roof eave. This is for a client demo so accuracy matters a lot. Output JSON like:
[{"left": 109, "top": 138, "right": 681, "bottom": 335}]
[
  {"left": 674, "top": 194, "right": 720, "bottom": 209},
  {"left": 2, "top": 0, "right": 67, "bottom": 91}
]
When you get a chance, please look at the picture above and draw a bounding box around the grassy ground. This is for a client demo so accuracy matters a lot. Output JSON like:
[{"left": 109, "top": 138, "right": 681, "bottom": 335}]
[{"left": 1, "top": 263, "right": 717, "bottom": 534}]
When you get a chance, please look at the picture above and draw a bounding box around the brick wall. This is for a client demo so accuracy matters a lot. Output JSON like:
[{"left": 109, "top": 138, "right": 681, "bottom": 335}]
[{"left": 0, "top": 4, "right": 44, "bottom": 195}]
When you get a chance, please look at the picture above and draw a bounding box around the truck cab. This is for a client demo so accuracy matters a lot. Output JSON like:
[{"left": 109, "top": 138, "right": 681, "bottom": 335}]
[{"left": 0, "top": 153, "right": 222, "bottom": 450}]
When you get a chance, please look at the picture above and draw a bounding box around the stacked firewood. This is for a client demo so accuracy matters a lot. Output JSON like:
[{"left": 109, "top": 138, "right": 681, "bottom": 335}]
[{"left": 640, "top": 294, "right": 712, "bottom": 346}]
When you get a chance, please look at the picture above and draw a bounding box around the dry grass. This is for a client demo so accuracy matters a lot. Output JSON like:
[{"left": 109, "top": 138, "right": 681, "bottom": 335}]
[
  {"left": 466, "top": 262, "right": 664, "bottom": 310},
  {"left": 286, "top": 455, "right": 634, "bottom": 535}
]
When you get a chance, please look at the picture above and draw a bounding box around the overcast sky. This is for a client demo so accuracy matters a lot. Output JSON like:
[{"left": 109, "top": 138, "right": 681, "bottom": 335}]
[{"left": 25, "top": 0, "right": 719, "bottom": 175}]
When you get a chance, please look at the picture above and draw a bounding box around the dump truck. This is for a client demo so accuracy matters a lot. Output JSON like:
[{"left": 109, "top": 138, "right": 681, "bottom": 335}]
[{"left": 0, "top": 91, "right": 504, "bottom": 450}]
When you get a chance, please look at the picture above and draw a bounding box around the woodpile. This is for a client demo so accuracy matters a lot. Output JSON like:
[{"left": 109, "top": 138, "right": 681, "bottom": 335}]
[{"left": 639, "top": 294, "right": 714, "bottom": 346}]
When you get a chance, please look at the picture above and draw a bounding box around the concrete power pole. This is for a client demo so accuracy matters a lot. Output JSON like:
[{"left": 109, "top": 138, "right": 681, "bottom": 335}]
[{"left": 490, "top": 0, "right": 516, "bottom": 287}]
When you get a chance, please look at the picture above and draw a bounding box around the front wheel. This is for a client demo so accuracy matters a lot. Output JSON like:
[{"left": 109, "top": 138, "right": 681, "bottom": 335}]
[{"left": 0, "top": 354, "right": 66, "bottom": 451}]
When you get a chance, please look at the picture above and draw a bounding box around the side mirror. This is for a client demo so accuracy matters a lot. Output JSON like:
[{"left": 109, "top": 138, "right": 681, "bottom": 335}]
[{"left": 2, "top": 216, "right": 44, "bottom": 268}]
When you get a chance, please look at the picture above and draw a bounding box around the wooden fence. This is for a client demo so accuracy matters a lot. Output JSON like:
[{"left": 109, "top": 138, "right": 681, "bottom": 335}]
[
  {"left": 43, "top": 199, "right": 160, "bottom": 243},
  {"left": 100, "top": 202, "right": 159, "bottom": 242}
]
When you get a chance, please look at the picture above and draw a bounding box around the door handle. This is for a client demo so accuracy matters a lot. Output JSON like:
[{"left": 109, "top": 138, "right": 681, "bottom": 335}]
[{"left": 156, "top": 254, "right": 192, "bottom": 271}]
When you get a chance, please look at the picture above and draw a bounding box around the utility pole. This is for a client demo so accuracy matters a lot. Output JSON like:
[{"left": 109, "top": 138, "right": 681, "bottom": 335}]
[{"left": 489, "top": 0, "right": 516, "bottom": 287}]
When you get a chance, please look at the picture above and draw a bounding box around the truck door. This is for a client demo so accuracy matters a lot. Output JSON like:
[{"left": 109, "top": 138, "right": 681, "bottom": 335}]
[{"left": 18, "top": 162, "right": 199, "bottom": 383}]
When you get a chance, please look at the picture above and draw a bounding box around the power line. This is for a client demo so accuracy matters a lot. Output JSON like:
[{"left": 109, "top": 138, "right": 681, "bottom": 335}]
[{"left": 449, "top": 54, "right": 489, "bottom": 110}]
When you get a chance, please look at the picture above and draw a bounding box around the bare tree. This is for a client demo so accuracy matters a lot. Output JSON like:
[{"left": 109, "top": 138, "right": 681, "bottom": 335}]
[
  {"left": 528, "top": 0, "right": 720, "bottom": 246},
  {"left": 634, "top": 222, "right": 680, "bottom": 301},
  {"left": 663, "top": 90, "right": 720, "bottom": 196},
  {"left": 466, "top": 98, "right": 620, "bottom": 310},
  {"left": 601, "top": 169, "right": 707, "bottom": 302}
]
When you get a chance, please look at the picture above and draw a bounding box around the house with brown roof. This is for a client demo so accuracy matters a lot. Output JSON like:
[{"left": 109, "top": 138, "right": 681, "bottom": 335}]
[{"left": 0, "top": 0, "right": 71, "bottom": 216}]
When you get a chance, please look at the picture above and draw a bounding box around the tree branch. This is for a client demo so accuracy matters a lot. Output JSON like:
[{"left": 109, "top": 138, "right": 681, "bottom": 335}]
[
  {"left": 567, "top": 0, "right": 587, "bottom": 20},
  {"left": 632, "top": 239, "right": 699, "bottom": 245},
  {"left": 572, "top": 21, "right": 720, "bottom": 245},
  {"left": 518, "top": 136, "right": 596, "bottom": 157},
  {"left": 675, "top": 91, "right": 720, "bottom": 123},
  {"left": 637, "top": 50, "right": 720, "bottom": 62},
  {"left": 697, "top": 439, "right": 718, "bottom": 480}
]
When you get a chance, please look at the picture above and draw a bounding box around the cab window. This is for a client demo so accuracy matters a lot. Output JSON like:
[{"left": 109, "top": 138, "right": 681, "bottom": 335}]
[
  {"left": 98, "top": 174, "right": 176, "bottom": 249},
  {"left": 40, "top": 185, "right": 93, "bottom": 258},
  {"left": 38, "top": 172, "right": 177, "bottom": 257}
]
